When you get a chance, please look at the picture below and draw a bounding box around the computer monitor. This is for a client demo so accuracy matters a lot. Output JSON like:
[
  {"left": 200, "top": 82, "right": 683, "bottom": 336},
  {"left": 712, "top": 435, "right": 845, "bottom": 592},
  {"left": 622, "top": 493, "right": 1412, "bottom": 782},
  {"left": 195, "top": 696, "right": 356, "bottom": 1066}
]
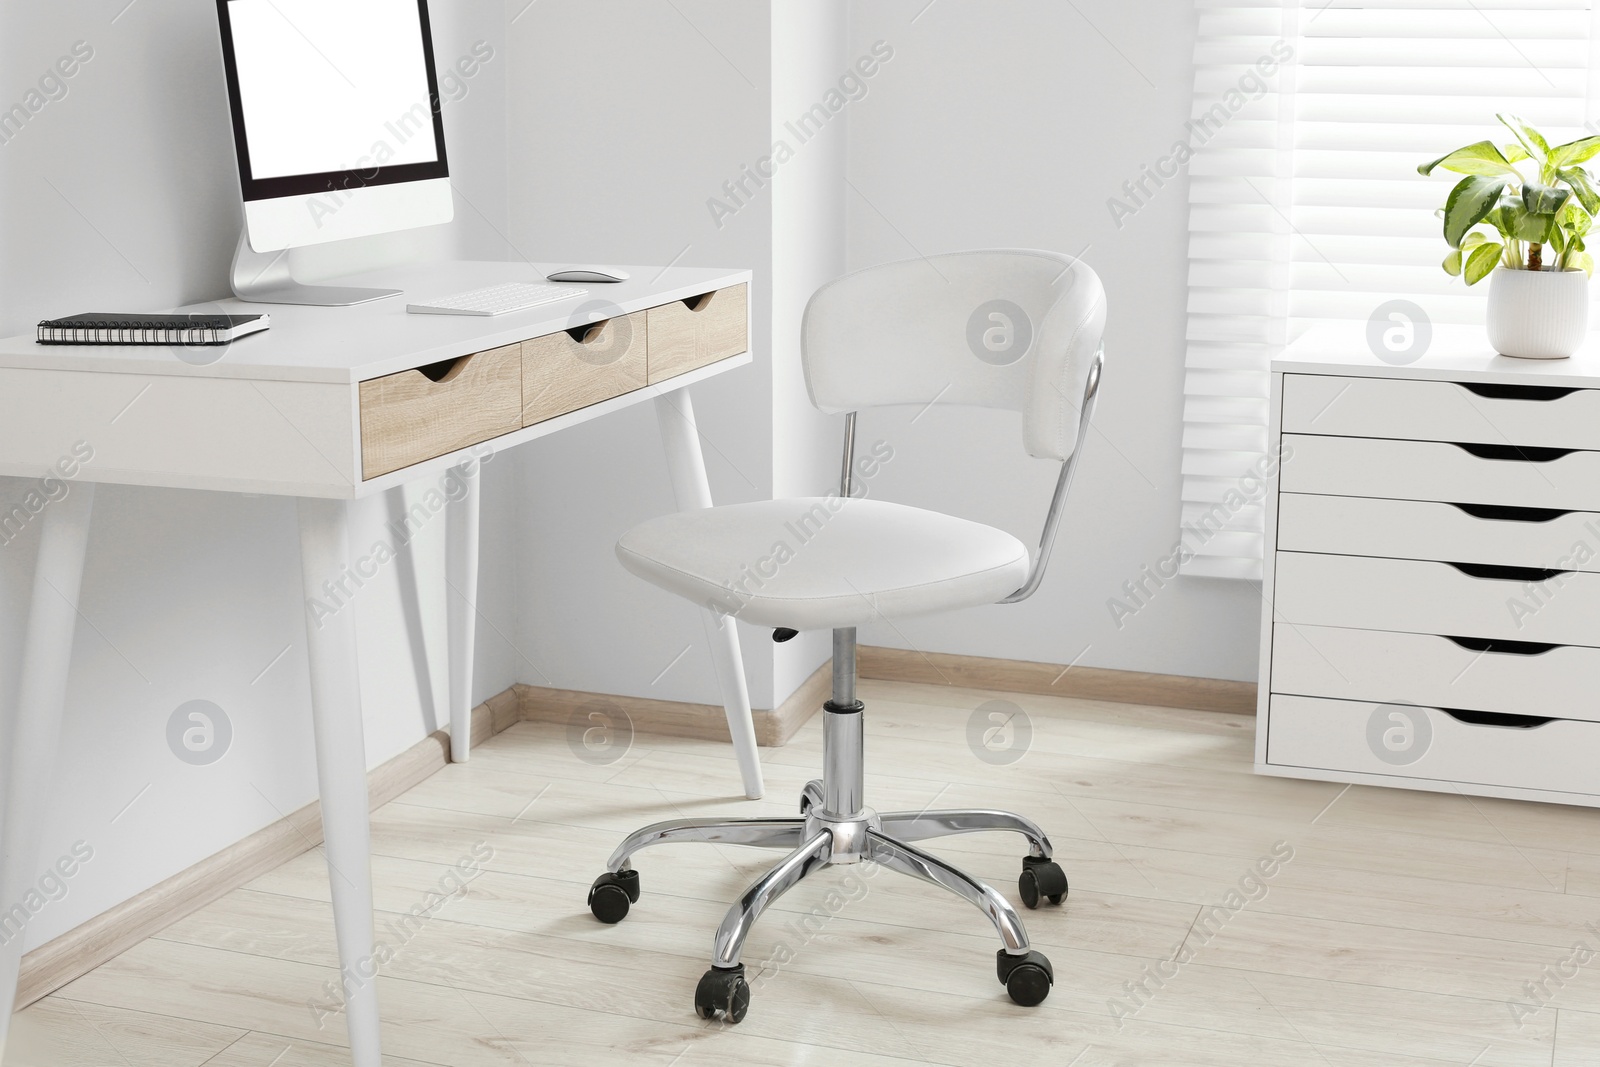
[{"left": 215, "top": 0, "right": 454, "bottom": 304}]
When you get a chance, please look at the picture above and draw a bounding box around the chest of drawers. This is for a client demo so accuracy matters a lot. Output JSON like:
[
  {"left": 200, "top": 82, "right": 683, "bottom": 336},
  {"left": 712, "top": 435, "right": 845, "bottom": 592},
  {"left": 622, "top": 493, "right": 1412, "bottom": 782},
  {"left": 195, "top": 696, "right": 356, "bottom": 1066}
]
[{"left": 1259, "top": 324, "right": 1600, "bottom": 806}]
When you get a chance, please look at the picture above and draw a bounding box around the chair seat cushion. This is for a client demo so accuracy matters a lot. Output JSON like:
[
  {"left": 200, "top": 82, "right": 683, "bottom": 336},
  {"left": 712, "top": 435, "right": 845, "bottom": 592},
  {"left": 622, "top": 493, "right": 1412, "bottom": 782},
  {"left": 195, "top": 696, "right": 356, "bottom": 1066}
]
[{"left": 616, "top": 497, "right": 1030, "bottom": 630}]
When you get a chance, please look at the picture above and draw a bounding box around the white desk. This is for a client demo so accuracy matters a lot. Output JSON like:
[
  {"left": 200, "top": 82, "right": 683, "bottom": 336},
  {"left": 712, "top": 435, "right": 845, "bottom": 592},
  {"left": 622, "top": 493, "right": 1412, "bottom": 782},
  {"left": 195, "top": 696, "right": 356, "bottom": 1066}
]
[{"left": 0, "top": 260, "right": 761, "bottom": 1066}]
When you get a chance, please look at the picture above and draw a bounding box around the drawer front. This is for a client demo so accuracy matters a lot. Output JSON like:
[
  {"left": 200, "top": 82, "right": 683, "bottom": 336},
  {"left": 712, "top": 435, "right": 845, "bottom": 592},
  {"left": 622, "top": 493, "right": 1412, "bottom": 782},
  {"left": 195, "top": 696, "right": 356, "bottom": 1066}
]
[
  {"left": 1272, "top": 624, "right": 1600, "bottom": 723},
  {"left": 1282, "top": 433, "right": 1600, "bottom": 511},
  {"left": 646, "top": 284, "right": 749, "bottom": 384},
  {"left": 522, "top": 312, "right": 648, "bottom": 426},
  {"left": 1267, "top": 694, "right": 1600, "bottom": 796},
  {"left": 359, "top": 344, "right": 522, "bottom": 479},
  {"left": 1283, "top": 373, "right": 1600, "bottom": 449},
  {"left": 1277, "top": 493, "right": 1600, "bottom": 573},
  {"left": 1274, "top": 551, "right": 1600, "bottom": 646}
]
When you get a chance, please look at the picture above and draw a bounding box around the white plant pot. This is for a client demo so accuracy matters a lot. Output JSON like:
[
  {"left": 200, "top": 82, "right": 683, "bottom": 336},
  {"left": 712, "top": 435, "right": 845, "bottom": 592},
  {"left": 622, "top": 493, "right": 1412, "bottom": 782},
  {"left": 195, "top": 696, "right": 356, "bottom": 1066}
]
[{"left": 1485, "top": 267, "right": 1589, "bottom": 359}]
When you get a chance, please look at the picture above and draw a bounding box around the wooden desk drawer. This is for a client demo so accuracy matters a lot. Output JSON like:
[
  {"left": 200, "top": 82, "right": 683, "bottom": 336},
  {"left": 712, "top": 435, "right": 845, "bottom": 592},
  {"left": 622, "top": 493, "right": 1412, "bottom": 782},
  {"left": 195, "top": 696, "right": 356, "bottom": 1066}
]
[
  {"left": 646, "top": 284, "right": 748, "bottom": 384},
  {"left": 359, "top": 344, "right": 522, "bottom": 479},
  {"left": 1272, "top": 624, "right": 1600, "bottom": 723},
  {"left": 1282, "top": 433, "right": 1600, "bottom": 511},
  {"left": 1274, "top": 551, "right": 1600, "bottom": 647},
  {"left": 1267, "top": 694, "right": 1600, "bottom": 796},
  {"left": 522, "top": 312, "right": 648, "bottom": 426},
  {"left": 1277, "top": 493, "right": 1600, "bottom": 573},
  {"left": 1283, "top": 373, "right": 1600, "bottom": 450}
]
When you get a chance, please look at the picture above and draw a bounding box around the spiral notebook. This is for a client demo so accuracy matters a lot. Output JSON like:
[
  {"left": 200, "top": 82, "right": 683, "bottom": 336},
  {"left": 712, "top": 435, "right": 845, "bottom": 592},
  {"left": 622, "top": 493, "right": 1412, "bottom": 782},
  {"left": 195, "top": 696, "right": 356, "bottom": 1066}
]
[{"left": 36, "top": 312, "right": 270, "bottom": 346}]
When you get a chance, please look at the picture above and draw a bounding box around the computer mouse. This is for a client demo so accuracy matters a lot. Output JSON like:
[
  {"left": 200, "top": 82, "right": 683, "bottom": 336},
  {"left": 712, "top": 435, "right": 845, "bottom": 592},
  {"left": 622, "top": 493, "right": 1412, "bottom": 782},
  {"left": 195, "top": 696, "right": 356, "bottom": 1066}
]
[{"left": 547, "top": 266, "right": 631, "bottom": 283}]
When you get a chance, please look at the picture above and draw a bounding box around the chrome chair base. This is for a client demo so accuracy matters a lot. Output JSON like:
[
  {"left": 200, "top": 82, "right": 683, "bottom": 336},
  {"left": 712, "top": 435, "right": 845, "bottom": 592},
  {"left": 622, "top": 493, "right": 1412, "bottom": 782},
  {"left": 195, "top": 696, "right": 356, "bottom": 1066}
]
[{"left": 589, "top": 710, "right": 1068, "bottom": 1022}]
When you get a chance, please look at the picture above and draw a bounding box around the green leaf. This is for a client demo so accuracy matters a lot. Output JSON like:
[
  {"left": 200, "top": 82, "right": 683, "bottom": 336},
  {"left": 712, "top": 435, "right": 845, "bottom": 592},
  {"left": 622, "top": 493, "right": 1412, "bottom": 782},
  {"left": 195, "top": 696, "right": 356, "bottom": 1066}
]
[
  {"left": 1521, "top": 214, "right": 1558, "bottom": 245},
  {"left": 1560, "top": 235, "right": 1587, "bottom": 272},
  {"left": 1443, "top": 249, "right": 1463, "bottom": 276},
  {"left": 1418, "top": 140, "right": 1519, "bottom": 178},
  {"left": 1559, "top": 196, "right": 1592, "bottom": 239},
  {"left": 1496, "top": 196, "right": 1529, "bottom": 236},
  {"left": 1444, "top": 176, "right": 1508, "bottom": 248},
  {"left": 1464, "top": 241, "right": 1503, "bottom": 285},
  {"left": 1504, "top": 142, "right": 1530, "bottom": 164},
  {"left": 1577, "top": 251, "right": 1595, "bottom": 277},
  {"left": 1523, "top": 183, "right": 1571, "bottom": 215},
  {"left": 1499, "top": 113, "right": 1550, "bottom": 161},
  {"left": 1559, "top": 166, "right": 1600, "bottom": 214},
  {"left": 1461, "top": 231, "right": 1490, "bottom": 249},
  {"left": 1550, "top": 135, "right": 1600, "bottom": 168}
]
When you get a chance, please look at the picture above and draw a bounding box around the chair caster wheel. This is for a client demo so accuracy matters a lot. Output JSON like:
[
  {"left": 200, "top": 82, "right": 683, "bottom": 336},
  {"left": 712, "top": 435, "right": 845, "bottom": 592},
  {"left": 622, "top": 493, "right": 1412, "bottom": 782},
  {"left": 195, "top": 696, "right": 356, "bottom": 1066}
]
[
  {"left": 694, "top": 964, "right": 750, "bottom": 1023},
  {"left": 1019, "top": 856, "right": 1067, "bottom": 909},
  {"left": 800, "top": 779, "right": 823, "bottom": 815},
  {"left": 996, "top": 949, "right": 1054, "bottom": 1007},
  {"left": 587, "top": 870, "right": 640, "bottom": 924}
]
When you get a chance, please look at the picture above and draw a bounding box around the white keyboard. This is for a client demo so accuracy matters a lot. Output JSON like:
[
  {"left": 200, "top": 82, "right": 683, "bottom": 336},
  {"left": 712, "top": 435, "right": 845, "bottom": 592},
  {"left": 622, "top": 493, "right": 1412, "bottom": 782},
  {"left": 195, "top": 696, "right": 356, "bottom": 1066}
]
[{"left": 407, "top": 282, "right": 589, "bottom": 317}]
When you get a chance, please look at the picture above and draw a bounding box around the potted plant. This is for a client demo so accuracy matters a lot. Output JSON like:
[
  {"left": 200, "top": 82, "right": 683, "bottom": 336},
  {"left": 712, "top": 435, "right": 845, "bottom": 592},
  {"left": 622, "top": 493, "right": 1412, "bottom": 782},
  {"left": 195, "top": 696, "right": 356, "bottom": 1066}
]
[{"left": 1419, "top": 114, "right": 1597, "bottom": 359}]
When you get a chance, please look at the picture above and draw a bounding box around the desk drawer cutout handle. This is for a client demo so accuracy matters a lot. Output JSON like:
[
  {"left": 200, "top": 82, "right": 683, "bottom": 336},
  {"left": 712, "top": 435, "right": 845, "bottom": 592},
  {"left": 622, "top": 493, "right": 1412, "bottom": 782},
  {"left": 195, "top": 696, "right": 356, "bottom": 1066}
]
[
  {"left": 1445, "top": 561, "right": 1572, "bottom": 582},
  {"left": 1442, "top": 635, "right": 1560, "bottom": 656},
  {"left": 416, "top": 354, "right": 473, "bottom": 384},
  {"left": 1453, "top": 442, "right": 1578, "bottom": 463},
  {"left": 680, "top": 292, "right": 716, "bottom": 313},
  {"left": 565, "top": 321, "right": 611, "bottom": 344},
  {"left": 1439, "top": 708, "right": 1555, "bottom": 730},
  {"left": 1458, "top": 382, "right": 1581, "bottom": 402},
  {"left": 1450, "top": 502, "right": 1574, "bottom": 524}
]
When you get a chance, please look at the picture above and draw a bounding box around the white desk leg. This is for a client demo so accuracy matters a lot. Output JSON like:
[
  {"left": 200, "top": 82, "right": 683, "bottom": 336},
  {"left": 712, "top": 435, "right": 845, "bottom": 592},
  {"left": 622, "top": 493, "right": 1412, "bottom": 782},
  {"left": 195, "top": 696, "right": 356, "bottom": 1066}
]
[
  {"left": 653, "top": 390, "right": 764, "bottom": 801},
  {"left": 0, "top": 484, "right": 94, "bottom": 1060},
  {"left": 445, "top": 461, "right": 480, "bottom": 763},
  {"left": 296, "top": 498, "right": 382, "bottom": 1067}
]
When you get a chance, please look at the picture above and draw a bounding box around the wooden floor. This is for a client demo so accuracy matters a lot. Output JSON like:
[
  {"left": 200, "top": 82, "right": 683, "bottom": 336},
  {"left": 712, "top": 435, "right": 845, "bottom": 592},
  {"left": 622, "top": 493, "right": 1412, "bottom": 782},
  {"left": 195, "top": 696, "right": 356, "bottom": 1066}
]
[{"left": 10, "top": 679, "right": 1600, "bottom": 1066}]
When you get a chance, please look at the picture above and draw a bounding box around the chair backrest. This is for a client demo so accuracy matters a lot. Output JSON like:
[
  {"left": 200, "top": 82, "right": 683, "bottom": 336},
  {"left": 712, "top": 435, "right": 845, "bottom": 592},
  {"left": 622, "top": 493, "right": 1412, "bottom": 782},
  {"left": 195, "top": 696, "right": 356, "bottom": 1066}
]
[{"left": 802, "top": 249, "right": 1106, "bottom": 462}]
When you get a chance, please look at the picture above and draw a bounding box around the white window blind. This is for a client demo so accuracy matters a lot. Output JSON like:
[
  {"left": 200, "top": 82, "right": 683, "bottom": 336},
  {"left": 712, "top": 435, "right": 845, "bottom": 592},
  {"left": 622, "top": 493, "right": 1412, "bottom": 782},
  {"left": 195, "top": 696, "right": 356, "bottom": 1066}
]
[{"left": 1180, "top": 0, "right": 1600, "bottom": 579}]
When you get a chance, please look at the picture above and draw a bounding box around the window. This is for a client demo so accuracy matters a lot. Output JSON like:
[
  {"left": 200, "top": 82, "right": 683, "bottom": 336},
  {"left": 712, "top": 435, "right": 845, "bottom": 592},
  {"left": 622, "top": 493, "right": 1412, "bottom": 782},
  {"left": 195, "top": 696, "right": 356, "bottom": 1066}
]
[{"left": 1180, "top": 0, "right": 1600, "bottom": 579}]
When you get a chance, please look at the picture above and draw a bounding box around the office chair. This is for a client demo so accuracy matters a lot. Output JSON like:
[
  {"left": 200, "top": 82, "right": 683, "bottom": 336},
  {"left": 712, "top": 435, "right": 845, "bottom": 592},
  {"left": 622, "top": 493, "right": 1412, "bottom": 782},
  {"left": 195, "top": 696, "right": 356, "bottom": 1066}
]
[{"left": 588, "top": 249, "right": 1105, "bottom": 1022}]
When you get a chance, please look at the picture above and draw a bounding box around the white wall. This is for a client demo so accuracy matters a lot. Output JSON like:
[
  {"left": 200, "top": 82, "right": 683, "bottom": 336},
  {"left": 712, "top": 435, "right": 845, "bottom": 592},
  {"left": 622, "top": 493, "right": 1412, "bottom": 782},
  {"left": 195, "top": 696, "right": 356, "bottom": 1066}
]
[
  {"left": 844, "top": 0, "right": 1262, "bottom": 682},
  {"left": 768, "top": 0, "right": 851, "bottom": 697},
  {"left": 497, "top": 0, "right": 1262, "bottom": 719},
  {"left": 0, "top": 0, "right": 513, "bottom": 951}
]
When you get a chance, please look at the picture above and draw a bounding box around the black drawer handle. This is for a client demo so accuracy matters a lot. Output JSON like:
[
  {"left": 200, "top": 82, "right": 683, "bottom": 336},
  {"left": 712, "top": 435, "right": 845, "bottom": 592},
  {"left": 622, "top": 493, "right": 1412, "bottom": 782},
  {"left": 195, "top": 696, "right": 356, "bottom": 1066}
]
[
  {"left": 1459, "top": 382, "right": 1581, "bottom": 402},
  {"left": 1454, "top": 442, "right": 1578, "bottom": 462},
  {"left": 1446, "top": 561, "right": 1571, "bottom": 582},
  {"left": 1440, "top": 708, "right": 1555, "bottom": 729},
  {"left": 1443, "top": 635, "right": 1560, "bottom": 656},
  {"left": 1450, "top": 502, "right": 1574, "bottom": 523}
]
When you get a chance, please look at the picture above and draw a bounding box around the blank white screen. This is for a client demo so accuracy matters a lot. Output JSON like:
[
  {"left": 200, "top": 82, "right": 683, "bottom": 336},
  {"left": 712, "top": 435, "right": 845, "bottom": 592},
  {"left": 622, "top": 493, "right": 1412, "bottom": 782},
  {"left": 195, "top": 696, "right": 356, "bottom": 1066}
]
[{"left": 228, "top": 0, "right": 439, "bottom": 180}]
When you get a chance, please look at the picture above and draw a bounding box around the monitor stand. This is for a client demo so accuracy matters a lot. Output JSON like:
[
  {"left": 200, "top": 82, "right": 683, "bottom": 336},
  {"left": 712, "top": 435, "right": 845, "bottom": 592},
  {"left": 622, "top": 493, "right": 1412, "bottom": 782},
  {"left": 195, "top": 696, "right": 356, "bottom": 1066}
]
[{"left": 230, "top": 230, "right": 402, "bottom": 307}]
